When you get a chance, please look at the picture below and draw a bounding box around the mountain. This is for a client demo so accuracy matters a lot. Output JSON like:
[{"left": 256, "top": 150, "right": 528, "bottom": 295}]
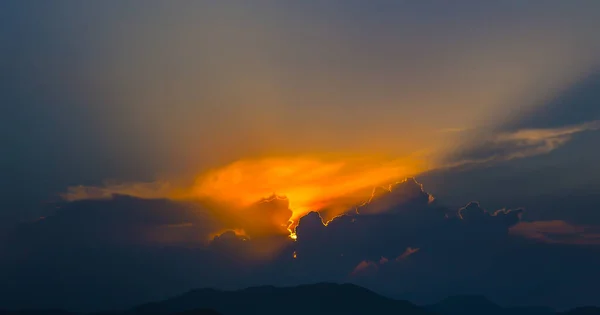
[
  {"left": 427, "top": 295, "right": 503, "bottom": 315},
  {"left": 172, "top": 311, "right": 221, "bottom": 315},
  {"left": 559, "top": 307, "right": 600, "bottom": 315},
  {"left": 427, "top": 295, "right": 555, "bottom": 315},
  {"left": 0, "top": 311, "right": 77, "bottom": 315},
  {"left": 130, "top": 283, "right": 431, "bottom": 315},
  {"left": 2, "top": 284, "right": 599, "bottom": 315},
  {"left": 0, "top": 311, "right": 222, "bottom": 315}
]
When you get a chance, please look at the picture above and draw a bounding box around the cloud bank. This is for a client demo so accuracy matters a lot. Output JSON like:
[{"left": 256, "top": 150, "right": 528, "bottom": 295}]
[
  {"left": 2, "top": 178, "right": 600, "bottom": 311},
  {"left": 62, "top": 155, "right": 428, "bottom": 236}
]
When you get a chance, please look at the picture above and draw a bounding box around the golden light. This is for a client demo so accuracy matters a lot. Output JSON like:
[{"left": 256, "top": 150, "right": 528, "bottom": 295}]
[
  {"left": 208, "top": 228, "right": 249, "bottom": 242},
  {"left": 190, "top": 155, "right": 428, "bottom": 234},
  {"left": 64, "top": 154, "right": 430, "bottom": 240}
]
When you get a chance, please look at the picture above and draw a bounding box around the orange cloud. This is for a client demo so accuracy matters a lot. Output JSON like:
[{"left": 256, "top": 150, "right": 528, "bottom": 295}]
[
  {"left": 190, "top": 156, "right": 427, "bottom": 221},
  {"left": 209, "top": 228, "right": 249, "bottom": 242},
  {"left": 351, "top": 260, "right": 379, "bottom": 276},
  {"left": 63, "top": 155, "right": 429, "bottom": 239},
  {"left": 397, "top": 247, "right": 420, "bottom": 261},
  {"left": 351, "top": 250, "right": 417, "bottom": 277}
]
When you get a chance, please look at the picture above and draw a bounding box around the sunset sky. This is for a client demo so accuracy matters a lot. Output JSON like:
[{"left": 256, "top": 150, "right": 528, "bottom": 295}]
[{"left": 2, "top": 1, "right": 600, "bottom": 312}]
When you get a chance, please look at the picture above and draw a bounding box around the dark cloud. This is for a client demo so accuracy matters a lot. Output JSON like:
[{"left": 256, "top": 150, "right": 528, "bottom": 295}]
[
  {"left": 356, "top": 178, "right": 433, "bottom": 215},
  {"left": 419, "top": 69, "right": 600, "bottom": 228},
  {"left": 280, "top": 180, "right": 599, "bottom": 310},
  {"left": 1, "top": 180, "right": 600, "bottom": 311},
  {"left": 0, "top": 195, "right": 292, "bottom": 311},
  {"left": 264, "top": 180, "right": 599, "bottom": 309},
  {"left": 289, "top": 181, "right": 523, "bottom": 278},
  {"left": 1, "top": 195, "right": 217, "bottom": 248}
]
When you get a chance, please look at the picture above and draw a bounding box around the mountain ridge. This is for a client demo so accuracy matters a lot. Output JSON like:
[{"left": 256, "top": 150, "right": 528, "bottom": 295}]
[
  {"left": 131, "top": 282, "right": 429, "bottom": 315},
  {"left": 2, "top": 283, "right": 599, "bottom": 315}
]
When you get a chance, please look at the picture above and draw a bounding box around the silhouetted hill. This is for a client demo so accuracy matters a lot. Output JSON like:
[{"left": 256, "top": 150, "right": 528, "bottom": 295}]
[
  {"left": 130, "top": 283, "right": 431, "bottom": 315},
  {"left": 0, "top": 311, "right": 77, "bottom": 315},
  {"left": 427, "top": 295, "right": 554, "bottom": 315},
  {"left": 428, "top": 295, "right": 503, "bottom": 315},
  {"left": 172, "top": 310, "right": 221, "bottom": 315},
  {"left": 0, "top": 310, "right": 222, "bottom": 315},
  {"left": 558, "top": 307, "right": 600, "bottom": 315},
  {"left": 2, "top": 284, "right": 599, "bottom": 315}
]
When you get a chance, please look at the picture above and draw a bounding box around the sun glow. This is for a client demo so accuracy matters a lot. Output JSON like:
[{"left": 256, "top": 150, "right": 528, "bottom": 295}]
[
  {"left": 64, "top": 155, "right": 429, "bottom": 239},
  {"left": 289, "top": 232, "right": 298, "bottom": 240},
  {"left": 191, "top": 156, "right": 428, "bottom": 213},
  {"left": 208, "top": 228, "right": 249, "bottom": 241},
  {"left": 190, "top": 156, "right": 428, "bottom": 233}
]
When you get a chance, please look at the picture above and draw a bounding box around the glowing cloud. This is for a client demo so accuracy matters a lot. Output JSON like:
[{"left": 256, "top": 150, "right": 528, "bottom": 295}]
[
  {"left": 190, "top": 156, "right": 428, "bottom": 222},
  {"left": 445, "top": 120, "right": 600, "bottom": 166},
  {"left": 63, "top": 155, "right": 428, "bottom": 238}
]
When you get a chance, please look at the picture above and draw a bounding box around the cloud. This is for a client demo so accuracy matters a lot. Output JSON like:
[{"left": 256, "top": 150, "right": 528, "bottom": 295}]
[
  {"left": 414, "top": 70, "right": 600, "bottom": 233},
  {"left": 437, "top": 71, "right": 600, "bottom": 172},
  {"left": 2, "top": 195, "right": 220, "bottom": 248},
  {"left": 356, "top": 178, "right": 434, "bottom": 215},
  {"left": 350, "top": 248, "right": 419, "bottom": 277},
  {"left": 457, "top": 201, "right": 522, "bottom": 226},
  {"left": 350, "top": 247, "right": 420, "bottom": 278},
  {"left": 61, "top": 156, "right": 429, "bottom": 238},
  {"left": 397, "top": 247, "right": 420, "bottom": 261},
  {"left": 2, "top": 178, "right": 600, "bottom": 311},
  {"left": 445, "top": 120, "right": 600, "bottom": 166},
  {"left": 292, "top": 181, "right": 523, "bottom": 270},
  {"left": 285, "top": 180, "right": 600, "bottom": 308},
  {"left": 0, "top": 195, "right": 295, "bottom": 310},
  {"left": 351, "top": 260, "right": 379, "bottom": 276},
  {"left": 510, "top": 220, "right": 600, "bottom": 245},
  {"left": 63, "top": 181, "right": 183, "bottom": 202}
]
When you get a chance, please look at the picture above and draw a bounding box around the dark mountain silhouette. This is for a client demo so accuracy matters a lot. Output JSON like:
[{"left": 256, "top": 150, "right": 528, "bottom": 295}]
[
  {"left": 172, "top": 311, "right": 221, "bottom": 315},
  {"left": 0, "top": 311, "right": 77, "bottom": 315},
  {"left": 427, "top": 295, "right": 555, "bottom": 315},
  {"left": 130, "top": 283, "right": 431, "bottom": 315},
  {"left": 558, "top": 307, "right": 600, "bottom": 315},
  {"left": 2, "top": 283, "right": 599, "bottom": 315}
]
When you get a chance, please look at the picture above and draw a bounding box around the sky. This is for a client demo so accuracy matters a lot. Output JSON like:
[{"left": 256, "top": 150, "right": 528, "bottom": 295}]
[{"left": 2, "top": 1, "right": 600, "bottom": 311}]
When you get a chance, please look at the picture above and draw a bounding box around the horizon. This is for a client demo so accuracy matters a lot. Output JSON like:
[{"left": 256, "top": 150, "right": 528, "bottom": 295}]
[{"left": 1, "top": 282, "right": 590, "bottom": 314}]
